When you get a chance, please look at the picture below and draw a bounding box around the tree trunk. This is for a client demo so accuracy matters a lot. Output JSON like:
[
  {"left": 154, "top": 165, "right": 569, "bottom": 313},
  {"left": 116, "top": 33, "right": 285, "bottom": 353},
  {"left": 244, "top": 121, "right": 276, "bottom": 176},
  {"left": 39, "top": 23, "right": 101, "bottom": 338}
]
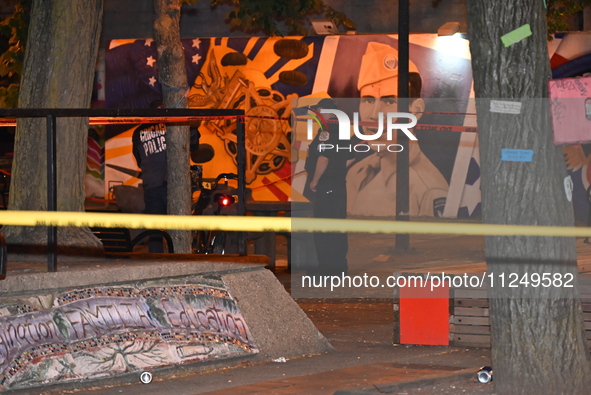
[
  {"left": 3, "top": 0, "right": 104, "bottom": 256},
  {"left": 467, "top": 1, "right": 591, "bottom": 394},
  {"left": 153, "top": 0, "right": 191, "bottom": 253}
]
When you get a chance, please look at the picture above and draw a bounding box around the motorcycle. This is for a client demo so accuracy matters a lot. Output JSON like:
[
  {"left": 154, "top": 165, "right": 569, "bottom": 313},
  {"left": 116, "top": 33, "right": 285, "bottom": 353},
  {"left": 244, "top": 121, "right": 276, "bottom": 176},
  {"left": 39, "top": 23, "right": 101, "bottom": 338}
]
[{"left": 190, "top": 160, "right": 251, "bottom": 254}]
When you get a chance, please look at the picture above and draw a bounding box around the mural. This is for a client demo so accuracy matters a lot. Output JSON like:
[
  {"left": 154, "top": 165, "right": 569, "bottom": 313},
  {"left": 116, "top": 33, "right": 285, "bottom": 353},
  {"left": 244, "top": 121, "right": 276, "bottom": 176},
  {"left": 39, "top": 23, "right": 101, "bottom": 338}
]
[
  {"left": 550, "top": 32, "right": 591, "bottom": 224},
  {"left": 85, "top": 126, "right": 105, "bottom": 199},
  {"left": 100, "top": 32, "right": 591, "bottom": 221},
  {"left": 104, "top": 36, "right": 317, "bottom": 202},
  {"left": 289, "top": 35, "right": 478, "bottom": 218},
  {"left": 104, "top": 33, "right": 480, "bottom": 218},
  {"left": 0, "top": 277, "right": 257, "bottom": 390}
]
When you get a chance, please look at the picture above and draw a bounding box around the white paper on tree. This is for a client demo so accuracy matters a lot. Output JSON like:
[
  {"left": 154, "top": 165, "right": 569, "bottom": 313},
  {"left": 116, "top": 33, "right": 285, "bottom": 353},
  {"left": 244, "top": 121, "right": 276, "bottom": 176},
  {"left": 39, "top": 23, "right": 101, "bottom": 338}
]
[{"left": 490, "top": 100, "right": 522, "bottom": 114}]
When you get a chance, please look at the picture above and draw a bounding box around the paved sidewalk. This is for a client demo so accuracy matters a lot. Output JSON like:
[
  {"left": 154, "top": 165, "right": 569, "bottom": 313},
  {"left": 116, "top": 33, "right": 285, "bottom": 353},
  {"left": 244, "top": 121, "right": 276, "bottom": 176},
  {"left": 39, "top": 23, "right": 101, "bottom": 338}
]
[
  {"left": 7, "top": 233, "right": 591, "bottom": 394},
  {"left": 28, "top": 298, "right": 491, "bottom": 395}
]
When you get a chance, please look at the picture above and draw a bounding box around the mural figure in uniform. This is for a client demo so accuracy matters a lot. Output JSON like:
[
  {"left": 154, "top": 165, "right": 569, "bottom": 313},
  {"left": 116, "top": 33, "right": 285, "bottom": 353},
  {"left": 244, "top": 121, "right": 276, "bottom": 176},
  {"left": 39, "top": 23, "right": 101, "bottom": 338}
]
[{"left": 346, "top": 42, "right": 449, "bottom": 217}]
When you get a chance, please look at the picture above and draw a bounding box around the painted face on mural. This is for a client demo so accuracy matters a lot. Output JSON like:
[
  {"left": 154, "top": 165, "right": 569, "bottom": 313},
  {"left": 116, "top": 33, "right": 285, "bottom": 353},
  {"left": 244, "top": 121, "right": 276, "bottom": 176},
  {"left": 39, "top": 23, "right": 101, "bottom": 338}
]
[
  {"left": 357, "top": 42, "right": 424, "bottom": 151},
  {"left": 359, "top": 78, "right": 399, "bottom": 144},
  {"left": 359, "top": 77, "right": 424, "bottom": 150}
]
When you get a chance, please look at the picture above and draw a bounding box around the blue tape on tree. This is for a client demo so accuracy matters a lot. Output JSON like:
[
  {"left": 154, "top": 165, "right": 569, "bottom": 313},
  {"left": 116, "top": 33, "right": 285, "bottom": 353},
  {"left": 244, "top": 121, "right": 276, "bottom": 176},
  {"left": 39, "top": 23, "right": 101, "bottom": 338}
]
[{"left": 501, "top": 149, "right": 534, "bottom": 162}]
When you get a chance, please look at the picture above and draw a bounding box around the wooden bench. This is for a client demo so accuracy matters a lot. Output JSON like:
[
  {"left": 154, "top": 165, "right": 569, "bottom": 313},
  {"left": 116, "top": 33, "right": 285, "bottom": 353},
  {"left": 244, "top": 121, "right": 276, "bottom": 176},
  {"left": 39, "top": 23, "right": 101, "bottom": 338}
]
[
  {"left": 392, "top": 272, "right": 591, "bottom": 348},
  {"left": 449, "top": 280, "right": 591, "bottom": 348},
  {"left": 449, "top": 286, "right": 490, "bottom": 347}
]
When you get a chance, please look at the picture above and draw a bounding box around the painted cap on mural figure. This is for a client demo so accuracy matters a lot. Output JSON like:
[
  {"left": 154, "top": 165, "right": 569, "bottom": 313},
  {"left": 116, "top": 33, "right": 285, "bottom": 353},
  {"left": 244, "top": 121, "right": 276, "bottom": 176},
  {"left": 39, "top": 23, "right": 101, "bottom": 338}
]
[
  {"left": 357, "top": 42, "right": 420, "bottom": 91},
  {"left": 311, "top": 98, "right": 339, "bottom": 111}
]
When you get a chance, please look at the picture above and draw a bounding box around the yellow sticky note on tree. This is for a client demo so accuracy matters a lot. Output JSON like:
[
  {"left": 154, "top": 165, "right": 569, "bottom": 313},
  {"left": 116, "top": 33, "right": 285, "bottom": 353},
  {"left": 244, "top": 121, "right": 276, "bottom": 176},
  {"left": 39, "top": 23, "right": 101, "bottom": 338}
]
[{"left": 501, "top": 24, "right": 532, "bottom": 47}]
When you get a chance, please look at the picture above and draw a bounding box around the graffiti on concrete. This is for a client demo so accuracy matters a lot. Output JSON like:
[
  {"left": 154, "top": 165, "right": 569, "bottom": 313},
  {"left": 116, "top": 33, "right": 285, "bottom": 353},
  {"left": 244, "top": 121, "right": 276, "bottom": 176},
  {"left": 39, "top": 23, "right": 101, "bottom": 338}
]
[{"left": 0, "top": 279, "right": 257, "bottom": 390}]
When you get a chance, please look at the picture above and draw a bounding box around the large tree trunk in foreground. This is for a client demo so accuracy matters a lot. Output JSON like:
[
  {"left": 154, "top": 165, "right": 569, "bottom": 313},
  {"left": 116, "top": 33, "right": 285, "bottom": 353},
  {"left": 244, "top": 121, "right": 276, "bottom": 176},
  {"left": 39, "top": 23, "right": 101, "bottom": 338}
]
[
  {"left": 153, "top": 0, "right": 192, "bottom": 253},
  {"left": 4, "top": 0, "right": 104, "bottom": 256},
  {"left": 467, "top": 1, "right": 591, "bottom": 394}
]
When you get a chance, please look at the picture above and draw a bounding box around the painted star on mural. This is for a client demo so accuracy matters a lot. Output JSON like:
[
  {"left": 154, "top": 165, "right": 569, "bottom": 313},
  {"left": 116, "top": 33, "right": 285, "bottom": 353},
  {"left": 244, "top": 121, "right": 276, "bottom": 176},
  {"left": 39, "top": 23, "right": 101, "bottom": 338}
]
[
  {"left": 146, "top": 56, "right": 156, "bottom": 67},
  {"left": 105, "top": 37, "right": 209, "bottom": 109}
]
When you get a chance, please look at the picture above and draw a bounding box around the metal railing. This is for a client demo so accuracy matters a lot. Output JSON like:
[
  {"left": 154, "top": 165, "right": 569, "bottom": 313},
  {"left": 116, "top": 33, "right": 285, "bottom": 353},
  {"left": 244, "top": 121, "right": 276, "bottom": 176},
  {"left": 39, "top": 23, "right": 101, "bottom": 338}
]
[{"left": 0, "top": 108, "right": 246, "bottom": 274}]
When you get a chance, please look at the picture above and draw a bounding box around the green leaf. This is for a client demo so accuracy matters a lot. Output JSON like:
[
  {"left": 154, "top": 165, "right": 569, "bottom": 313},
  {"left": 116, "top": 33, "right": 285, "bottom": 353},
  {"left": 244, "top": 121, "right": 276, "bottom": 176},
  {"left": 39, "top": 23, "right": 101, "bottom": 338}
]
[
  {"left": 546, "top": 0, "right": 591, "bottom": 33},
  {"left": 0, "top": 0, "right": 30, "bottom": 107},
  {"left": 211, "top": 0, "right": 354, "bottom": 36}
]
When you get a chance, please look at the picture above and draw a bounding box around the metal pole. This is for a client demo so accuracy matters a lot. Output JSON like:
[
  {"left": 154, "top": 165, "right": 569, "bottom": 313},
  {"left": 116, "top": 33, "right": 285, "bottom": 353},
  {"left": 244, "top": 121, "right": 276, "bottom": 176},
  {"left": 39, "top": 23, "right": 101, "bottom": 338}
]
[
  {"left": 0, "top": 232, "right": 6, "bottom": 279},
  {"left": 47, "top": 115, "right": 58, "bottom": 271},
  {"left": 396, "top": 0, "right": 410, "bottom": 251},
  {"left": 236, "top": 117, "right": 247, "bottom": 255}
]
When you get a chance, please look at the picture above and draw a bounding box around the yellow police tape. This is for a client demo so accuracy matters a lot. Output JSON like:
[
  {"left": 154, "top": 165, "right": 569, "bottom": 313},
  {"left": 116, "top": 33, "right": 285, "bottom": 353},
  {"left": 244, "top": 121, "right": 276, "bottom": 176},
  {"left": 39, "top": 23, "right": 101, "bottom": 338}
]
[{"left": 2, "top": 210, "right": 591, "bottom": 237}]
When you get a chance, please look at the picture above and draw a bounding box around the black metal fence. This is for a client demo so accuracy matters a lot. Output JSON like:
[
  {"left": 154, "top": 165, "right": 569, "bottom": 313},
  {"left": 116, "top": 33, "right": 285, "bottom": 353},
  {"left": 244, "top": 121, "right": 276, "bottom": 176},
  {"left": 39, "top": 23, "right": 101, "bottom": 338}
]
[{"left": 0, "top": 107, "right": 246, "bottom": 274}]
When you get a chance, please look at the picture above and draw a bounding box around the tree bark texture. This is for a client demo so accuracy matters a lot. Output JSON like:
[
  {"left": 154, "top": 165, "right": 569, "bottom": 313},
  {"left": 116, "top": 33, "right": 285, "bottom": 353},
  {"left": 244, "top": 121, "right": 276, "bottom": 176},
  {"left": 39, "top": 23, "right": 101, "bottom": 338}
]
[
  {"left": 153, "top": 0, "right": 191, "bottom": 253},
  {"left": 4, "top": 0, "right": 104, "bottom": 254},
  {"left": 467, "top": 1, "right": 591, "bottom": 394}
]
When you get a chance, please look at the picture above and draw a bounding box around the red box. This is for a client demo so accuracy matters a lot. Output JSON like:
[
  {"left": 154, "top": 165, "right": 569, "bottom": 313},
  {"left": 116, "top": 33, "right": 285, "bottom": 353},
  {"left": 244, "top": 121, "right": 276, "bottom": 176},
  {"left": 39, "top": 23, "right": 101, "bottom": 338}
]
[{"left": 399, "top": 280, "right": 450, "bottom": 346}]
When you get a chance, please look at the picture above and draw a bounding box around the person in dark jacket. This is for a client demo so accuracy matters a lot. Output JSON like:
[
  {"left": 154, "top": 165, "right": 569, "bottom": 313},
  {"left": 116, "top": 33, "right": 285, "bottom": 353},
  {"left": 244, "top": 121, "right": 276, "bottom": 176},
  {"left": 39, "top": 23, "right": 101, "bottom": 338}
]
[
  {"left": 305, "top": 98, "right": 355, "bottom": 276},
  {"left": 132, "top": 100, "right": 200, "bottom": 252}
]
